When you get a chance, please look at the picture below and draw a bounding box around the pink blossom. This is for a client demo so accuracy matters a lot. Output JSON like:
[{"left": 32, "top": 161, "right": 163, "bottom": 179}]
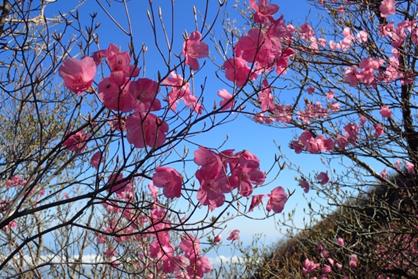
[
  {"left": 107, "top": 174, "right": 133, "bottom": 196},
  {"left": 249, "top": 0, "right": 279, "bottom": 24},
  {"left": 316, "top": 172, "right": 329, "bottom": 185},
  {"left": 303, "top": 258, "right": 320, "bottom": 274},
  {"left": 259, "top": 79, "right": 275, "bottom": 111},
  {"left": 152, "top": 167, "right": 183, "bottom": 199},
  {"left": 106, "top": 44, "right": 139, "bottom": 77},
  {"left": 180, "top": 235, "right": 201, "bottom": 259},
  {"left": 322, "top": 264, "right": 332, "bottom": 274},
  {"left": 183, "top": 31, "right": 209, "bottom": 70},
  {"left": 344, "top": 122, "right": 359, "bottom": 143},
  {"left": 229, "top": 150, "right": 266, "bottom": 197},
  {"left": 126, "top": 113, "right": 169, "bottom": 149},
  {"left": 235, "top": 28, "right": 281, "bottom": 69},
  {"left": 5, "top": 175, "right": 26, "bottom": 188},
  {"left": 326, "top": 91, "right": 334, "bottom": 99},
  {"left": 213, "top": 234, "right": 222, "bottom": 244},
  {"left": 63, "top": 131, "right": 89, "bottom": 153},
  {"left": 59, "top": 57, "right": 96, "bottom": 94},
  {"left": 349, "top": 254, "right": 358, "bottom": 268},
  {"left": 163, "top": 72, "right": 202, "bottom": 113},
  {"left": 356, "top": 31, "right": 368, "bottom": 43},
  {"left": 374, "top": 123, "right": 384, "bottom": 137},
  {"left": 96, "top": 233, "right": 106, "bottom": 244},
  {"left": 223, "top": 57, "right": 257, "bottom": 87},
  {"left": 249, "top": 194, "right": 264, "bottom": 212},
  {"left": 194, "top": 147, "right": 223, "bottom": 179},
  {"left": 380, "top": 0, "right": 396, "bottom": 18},
  {"left": 307, "top": 86, "right": 315, "bottom": 94},
  {"left": 266, "top": 186, "right": 287, "bottom": 213},
  {"left": 186, "top": 255, "right": 212, "bottom": 277},
  {"left": 227, "top": 229, "right": 240, "bottom": 241},
  {"left": 98, "top": 76, "right": 135, "bottom": 112},
  {"left": 329, "top": 102, "right": 340, "bottom": 112},
  {"left": 130, "top": 78, "right": 161, "bottom": 112},
  {"left": 90, "top": 151, "right": 103, "bottom": 169},
  {"left": 405, "top": 161, "right": 415, "bottom": 174},
  {"left": 337, "top": 237, "right": 345, "bottom": 247},
  {"left": 299, "top": 178, "right": 310, "bottom": 193},
  {"left": 380, "top": 105, "right": 392, "bottom": 118},
  {"left": 217, "top": 89, "right": 234, "bottom": 111}
]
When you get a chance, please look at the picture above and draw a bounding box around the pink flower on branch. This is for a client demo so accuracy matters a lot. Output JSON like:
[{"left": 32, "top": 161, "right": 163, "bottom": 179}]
[
  {"left": 63, "top": 130, "right": 89, "bottom": 153},
  {"left": 380, "top": 0, "right": 396, "bottom": 18},
  {"left": 227, "top": 229, "right": 240, "bottom": 241},
  {"left": 217, "top": 89, "right": 234, "bottom": 111},
  {"left": 163, "top": 71, "right": 203, "bottom": 113},
  {"left": 249, "top": 0, "right": 279, "bottom": 24},
  {"left": 182, "top": 31, "right": 209, "bottom": 70},
  {"left": 126, "top": 113, "right": 169, "bottom": 149},
  {"left": 316, "top": 172, "right": 329, "bottom": 185},
  {"left": 248, "top": 194, "right": 264, "bottom": 212},
  {"left": 59, "top": 57, "right": 96, "bottom": 94},
  {"left": 152, "top": 167, "right": 183, "bottom": 199},
  {"left": 223, "top": 57, "right": 257, "bottom": 87},
  {"left": 266, "top": 186, "right": 287, "bottom": 213}
]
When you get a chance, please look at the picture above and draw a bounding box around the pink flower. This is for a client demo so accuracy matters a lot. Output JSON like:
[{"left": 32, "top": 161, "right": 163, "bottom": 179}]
[
  {"left": 303, "top": 258, "right": 320, "bottom": 274},
  {"left": 152, "top": 167, "right": 183, "bottom": 199},
  {"left": 259, "top": 79, "right": 275, "bottom": 112},
  {"left": 5, "top": 175, "right": 26, "bottom": 188},
  {"left": 213, "top": 234, "right": 222, "bottom": 244},
  {"left": 183, "top": 31, "right": 209, "bottom": 70},
  {"left": 59, "top": 57, "right": 96, "bottom": 94},
  {"left": 235, "top": 28, "right": 281, "bottom": 69},
  {"left": 380, "top": 0, "right": 396, "bottom": 18},
  {"left": 217, "top": 89, "right": 234, "bottom": 111},
  {"left": 106, "top": 44, "right": 139, "bottom": 77},
  {"left": 180, "top": 235, "right": 201, "bottom": 258},
  {"left": 405, "top": 161, "right": 415, "bottom": 174},
  {"left": 227, "top": 229, "right": 240, "bottom": 241},
  {"left": 130, "top": 78, "right": 161, "bottom": 112},
  {"left": 356, "top": 31, "right": 368, "bottom": 43},
  {"left": 299, "top": 178, "right": 310, "bottom": 193},
  {"left": 349, "top": 254, "right": 358, "bottom": 268},
  {"left": 90, "top": 151, "right": 103, "bottom": 169},
  {"left": 249, "top": 0, "right": 279, "bottom": 23},
  {"left": 107, "top": 174, "right": 132, "bottom": 196},
  {"left": 266, "top": 186, "right": 287, "bottom": 213},
  {"left": 98, "top": 76, "right": 135, "bottom": 112},
  {"left": 248, "top": 194, "right": 264, "bottom": 212},
  {"left": 126, "top": 113, "right": 169, "bottom": 149},
  {"left": 194, "top": 147, "right": 223, "bottom": 179},
  {"left": 223, "top": 57, "right": 257, "bottom": 87},
  {"left": 336, "top": 237, "right": 345, "bottom": 247},
  {"left": 316, "top": 172, "right": 329, "bottom": 185},
  {"left": 374, "top": 123, "right": 384, "bottom": 137},
  {"left": 186, "top": 255, "right": 212, "bottom": 277},
  {"left": 326, "top": 91, "right": 334, "bottom": 99},
  {"left": 229, "top": 150, "right": 266, "bottom": 197},
  {"left": 163, "top": 72, "right": 202, "bottom": 113},
  {"left": 322, "top": 264, "right": 332, "bottom": 274},
  {"left": 307, "top": 86, "right": 315, "bottom": 94},
  {"left": 380, "top": 105, "right": 392, "bottom": 118},
  {"left": 63, "top": 131, "right": 89, "bottom": 153}
]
